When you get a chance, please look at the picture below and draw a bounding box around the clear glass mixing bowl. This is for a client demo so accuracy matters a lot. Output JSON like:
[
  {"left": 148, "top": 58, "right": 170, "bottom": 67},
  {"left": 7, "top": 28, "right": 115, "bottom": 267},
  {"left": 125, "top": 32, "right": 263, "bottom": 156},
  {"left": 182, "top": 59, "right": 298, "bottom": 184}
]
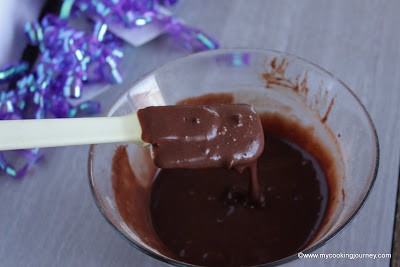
[{"left": 88, "top": 49, "right": 379, "bottom": 266}]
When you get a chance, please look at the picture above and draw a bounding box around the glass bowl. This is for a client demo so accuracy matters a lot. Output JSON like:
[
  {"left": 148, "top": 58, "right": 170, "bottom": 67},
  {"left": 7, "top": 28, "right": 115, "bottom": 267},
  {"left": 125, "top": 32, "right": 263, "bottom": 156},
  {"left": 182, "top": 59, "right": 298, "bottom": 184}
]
[{"left": 88, "top": 49, "right": 379, "bottom": 266}]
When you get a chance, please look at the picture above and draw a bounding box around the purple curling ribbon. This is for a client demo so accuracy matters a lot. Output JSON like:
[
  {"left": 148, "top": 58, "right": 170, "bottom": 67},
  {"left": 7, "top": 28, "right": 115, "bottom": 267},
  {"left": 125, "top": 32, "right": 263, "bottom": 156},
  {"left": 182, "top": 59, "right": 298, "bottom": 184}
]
[
  {"left": 72, "top": 0, "right": 219, "bottom": 52},
  {"left": 0, "top": 14, "right": 121, "bottom": 178},
  {"left": 0, "top": 0, "right": 218, "bottom": 178}
]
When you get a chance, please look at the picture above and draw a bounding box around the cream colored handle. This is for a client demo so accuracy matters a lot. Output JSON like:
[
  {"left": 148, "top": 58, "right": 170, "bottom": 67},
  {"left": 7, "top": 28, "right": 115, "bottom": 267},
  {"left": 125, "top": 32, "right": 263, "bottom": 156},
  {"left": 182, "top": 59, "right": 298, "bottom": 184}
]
[{"left": 0, "top": 113, "right": 143, "bottom": 151}]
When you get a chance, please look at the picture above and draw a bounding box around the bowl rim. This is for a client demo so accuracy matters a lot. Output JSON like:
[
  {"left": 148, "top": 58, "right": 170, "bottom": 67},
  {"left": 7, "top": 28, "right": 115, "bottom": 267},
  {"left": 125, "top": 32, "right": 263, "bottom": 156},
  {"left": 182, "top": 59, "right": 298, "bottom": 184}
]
[{"left": 87, "top": 48, "right": 380, "bottom": 267}]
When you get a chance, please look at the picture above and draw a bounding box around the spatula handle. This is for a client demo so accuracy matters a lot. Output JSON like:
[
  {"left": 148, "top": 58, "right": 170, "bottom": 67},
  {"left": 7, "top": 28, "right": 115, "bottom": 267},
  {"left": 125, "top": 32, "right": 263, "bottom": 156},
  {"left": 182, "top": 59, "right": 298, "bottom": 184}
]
[{"left": 0, "top": 113, "right": 143, "bottom": 151}]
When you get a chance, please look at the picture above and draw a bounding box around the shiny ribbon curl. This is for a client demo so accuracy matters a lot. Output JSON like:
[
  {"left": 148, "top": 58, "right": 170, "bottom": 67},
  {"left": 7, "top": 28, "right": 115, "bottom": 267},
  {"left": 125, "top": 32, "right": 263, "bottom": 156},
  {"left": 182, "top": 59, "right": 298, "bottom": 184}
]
[{"left": 0, "top": 0, "right": 218, "bottom": 178}]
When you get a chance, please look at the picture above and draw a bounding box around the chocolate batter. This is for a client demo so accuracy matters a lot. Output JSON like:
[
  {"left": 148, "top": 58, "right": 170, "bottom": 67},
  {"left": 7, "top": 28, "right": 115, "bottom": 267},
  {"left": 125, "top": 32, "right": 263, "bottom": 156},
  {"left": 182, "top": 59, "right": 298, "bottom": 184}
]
[{"left": 112, "top": 94, "right": 337, "bottom": 267}]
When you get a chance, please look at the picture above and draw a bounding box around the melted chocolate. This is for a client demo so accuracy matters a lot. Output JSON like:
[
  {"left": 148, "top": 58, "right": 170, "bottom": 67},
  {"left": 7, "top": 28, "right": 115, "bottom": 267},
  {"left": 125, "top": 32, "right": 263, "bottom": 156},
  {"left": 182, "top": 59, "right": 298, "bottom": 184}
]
[
  {"left": 137, "top": 104, "right": 264, "bottom": 170},
  {"left": 112, "top": 94, "right": 337, "bottom": 267},
  {"left": 149, "top": 125, "right": 328, "bottom": 266}
]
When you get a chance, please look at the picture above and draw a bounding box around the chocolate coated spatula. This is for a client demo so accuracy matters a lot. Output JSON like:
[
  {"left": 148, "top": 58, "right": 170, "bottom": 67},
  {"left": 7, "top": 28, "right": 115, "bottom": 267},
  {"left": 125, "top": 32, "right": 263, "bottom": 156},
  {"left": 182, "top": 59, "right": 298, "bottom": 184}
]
[{"left": 0, "top": 104, "right": 264, "bottom": 169}]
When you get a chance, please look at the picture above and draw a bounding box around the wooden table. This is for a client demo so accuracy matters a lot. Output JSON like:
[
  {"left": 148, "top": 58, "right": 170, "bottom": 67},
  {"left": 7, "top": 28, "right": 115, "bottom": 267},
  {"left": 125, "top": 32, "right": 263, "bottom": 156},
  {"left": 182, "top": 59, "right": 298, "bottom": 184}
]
[{"left": 0, "top": 1, "right": 399, "bottom": 266}]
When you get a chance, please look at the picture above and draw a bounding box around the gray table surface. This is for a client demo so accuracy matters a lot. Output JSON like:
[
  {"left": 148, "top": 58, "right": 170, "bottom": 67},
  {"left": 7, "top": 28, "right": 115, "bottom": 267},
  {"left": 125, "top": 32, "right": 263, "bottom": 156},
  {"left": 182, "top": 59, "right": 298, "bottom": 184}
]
[{"left": 1, "top": 1, "right": 399, "bottom": 266}]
